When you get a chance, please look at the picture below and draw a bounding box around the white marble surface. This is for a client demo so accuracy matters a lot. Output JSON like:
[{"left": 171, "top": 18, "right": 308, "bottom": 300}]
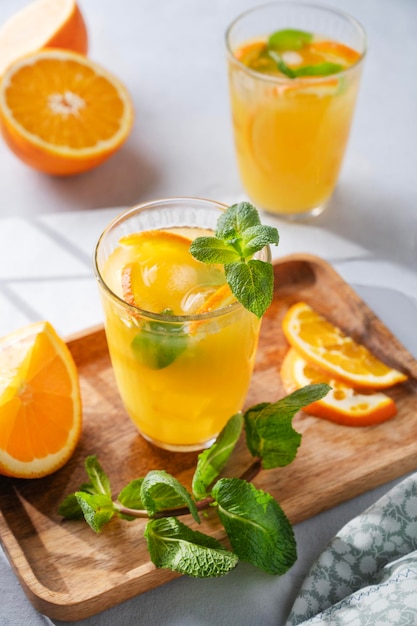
[{"left": 0, "top": 0, "right": 416, "bottom": 624}]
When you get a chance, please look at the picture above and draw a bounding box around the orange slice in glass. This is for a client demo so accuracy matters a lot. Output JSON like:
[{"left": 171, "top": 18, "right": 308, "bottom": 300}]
[
  {"left": 119, "top": 230, "right": 227, "bottom": 316},
  {"left": 282, "top": 302, "right": 407, "bottom": 390},
  {"left": 188, "top": 284, "right": 236, "bottom": 334},
  {"left": 0, "top": 321, "right": 82, "bottom": 478},
  {"left": 280, "top": 347, "right": 397, "bottom": 427},
  {"left": 0, "top": 48, "right": 134, "bottom": 175},
  {"left": 307, "top": 41, "right": 361, "bottom": 66}
]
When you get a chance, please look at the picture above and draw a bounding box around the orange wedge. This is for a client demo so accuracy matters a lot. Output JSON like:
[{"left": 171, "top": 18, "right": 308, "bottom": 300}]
[
  {"left": 280, "top": 347, "right": 397, "bottom": 427},
  {"left": 0, "top": 0, "right": 88, "bottom": 77},
  {"left": 0, "top": 321, "right": 82, "bottom": 478},
  {"left": 119, "top": 230, "right": 200, "bottom": 314},
  {"left": 188, "top": 283, "right": 236, "bottom": 334},
  {"left": 0, "top": 48, "right": 134, "bottom": 176},
  {"left": 192, "top": 283, "right": 235, "bottom": 315},
  {"left": 282, "top": 302, "right": 407, "bottom": 390}
]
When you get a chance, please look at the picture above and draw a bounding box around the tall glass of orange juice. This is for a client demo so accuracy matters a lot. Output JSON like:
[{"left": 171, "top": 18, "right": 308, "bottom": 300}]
[
  {"left": 94, "top": 198, "right": 270, "bottom": 452},
  {"left": 226, "top": 2, "right": 366, "bottom": 219}
]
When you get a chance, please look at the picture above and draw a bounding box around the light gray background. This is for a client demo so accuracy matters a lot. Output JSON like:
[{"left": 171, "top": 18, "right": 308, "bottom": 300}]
[{"left": 0, "top": 1, "right": 416, "bottom": 624}]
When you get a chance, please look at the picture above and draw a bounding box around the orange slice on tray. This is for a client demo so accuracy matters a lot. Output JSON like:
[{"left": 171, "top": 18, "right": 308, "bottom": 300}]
[
  {"left": 0, "top": 48, "right": 134, "bottom": 176},
  {"left": 282, "top": 302, "right": 407, "bottom": 390},
  {"left": 280, "top": 347, "right": 397, "bottom": 427},
  {"left": 0, "top": 321, "right": 82, "bottom": 478},
  {"left": 0, "top": 0, "right": 88, "bottom": 77}
]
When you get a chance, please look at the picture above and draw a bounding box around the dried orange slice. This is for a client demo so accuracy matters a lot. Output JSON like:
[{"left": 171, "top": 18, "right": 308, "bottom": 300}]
[
  {"left": 280, "top": 347, "right": 397, "bottom": 427},
  {"left": 282, "top": 302, "right": 407, "bottom": 390},
  {"left": 0, "top": 48, "right": 134, "bottom": 176},
  {"left": 0, "top": 0, "right": 88, "bottom": 77},
  {"left": 0, "top": 321, "right": 82, "bottom": 478}
]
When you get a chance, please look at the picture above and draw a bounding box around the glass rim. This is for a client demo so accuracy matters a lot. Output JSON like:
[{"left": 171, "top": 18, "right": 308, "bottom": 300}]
[
  {"left": 225, "top": 0, "right": 367, "bottom": 84},
  {"left": 93, "top": 196, "right": 269, "bottom": 323}
]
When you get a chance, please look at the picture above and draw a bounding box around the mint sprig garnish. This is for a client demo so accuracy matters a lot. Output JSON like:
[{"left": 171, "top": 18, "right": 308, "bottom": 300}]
[
  {"left": 266, "top": 29, "right": 344, "bottom": 79},
  {"left": 189, "top": 202, "right": 279, "bottom": 318},
  {"left": 144, "top": 517, "right": 239, "bottom": 577},
  {"left": 293, "top": 62, "right": 343, "bottom": 77},
  {"left": 59, "top": 383, "right": 330, "bottom": 579},
  {"left": 192, "top": 412, "right": 243, "bottom": 500},
  {"left": 212, "top": 478, "right": 296, "bottom": 575}
]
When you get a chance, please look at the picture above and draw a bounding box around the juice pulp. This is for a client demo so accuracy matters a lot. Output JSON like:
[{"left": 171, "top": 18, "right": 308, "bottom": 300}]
[
  {"left": 228, "top": 35, "right": 363, "bottom": 215},
  {"left": 100, "top": 227, "right": 261, "bottom": 450}
]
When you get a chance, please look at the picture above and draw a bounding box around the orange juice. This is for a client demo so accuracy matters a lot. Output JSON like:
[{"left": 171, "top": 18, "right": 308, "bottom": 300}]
[
  {"left": 226, "top": 4, "right": 366, "bottom": 218},
  {"left": 94, "top": 198, "right": 267, "bottom": 451}
]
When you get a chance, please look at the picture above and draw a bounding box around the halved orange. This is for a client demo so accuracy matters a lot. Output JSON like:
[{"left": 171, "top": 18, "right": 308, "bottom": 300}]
[
  {"left": 282, "top": 302, "right": 407, "bottom": 390},
  {"left": 0, "top": 321, "right": 82, "bottom": 478},
  {"left": 280, "top": 347, "right": 397, "bottom": 427},
  {"left": 0, "top": 0, "right": 88, "bottom": 77},
  {"left": 0, "top": 48, "right": 134, "bottom": 176}
]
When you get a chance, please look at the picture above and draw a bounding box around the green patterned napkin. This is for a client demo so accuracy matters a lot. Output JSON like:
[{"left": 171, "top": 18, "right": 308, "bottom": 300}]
[{"left": 286, "top": 473, "right": 417, "bottom": 625}]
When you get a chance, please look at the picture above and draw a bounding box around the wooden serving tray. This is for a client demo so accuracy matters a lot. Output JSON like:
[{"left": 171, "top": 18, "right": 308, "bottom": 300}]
[{"left": 1, "top": 254, "right": 417, "bottom": 621}]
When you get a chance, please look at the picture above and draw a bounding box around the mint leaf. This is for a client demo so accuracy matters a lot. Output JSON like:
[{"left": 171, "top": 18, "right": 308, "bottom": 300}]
[
  {"left": 215, "top": 202, "right": 278, "bottom": 259},
  {"left": 58, "top": 462, "right": 110, "bottom": 519},
  {"left": 212, "top": 478, "right": 296, "bottom": 575},
  {"left": 131, "top": 317, "right": 188, "bottom": 370},
  {"left": 192, "top": 413, "right": 243, "bottom": 500},
  {"left": 85, "top": 455, "right": 112, "bottom": 497},
  {"left": 225, "top": 259, "right": 273, "bottom": 318},
  {"left": 145, "top": 517, "right": 238, "bottom": 577},
  {"left": 268, "top": 29, "right": 313, "bottom": 52},
  {"left": 189, "top": 237, "right": 241, "bottom": 264},
  {"left": 141, "top": 470, "right": 200, "bottom": 523},
  {"left": 268, "top": 50, "right": 297, "bottom": 78},
  {"left": 117, "top": 478, "right": 145, "bottom": 521},
  {"left": 244, "top": 384, "right": 331, "bottom": 469},
  {"left": 216, "top": 201, "right": 261, "bottom": 240},
  {"left": 239, "top": 225, "right": 279, "bottom": 257},
  {"left": 293, "top": 62, "right": 343, "bottom": 77},
  {"left": 189, "top": 202, "right": 278, "bottom": 319},
  {"left": 78, "top": 482, "right": 98, "bottom": 495},
  {"left": 58, "top": 493, "right": 85, "bottom": 519},
  {"left": 75, "top": 492, "right": 116, "bottom": 532}
]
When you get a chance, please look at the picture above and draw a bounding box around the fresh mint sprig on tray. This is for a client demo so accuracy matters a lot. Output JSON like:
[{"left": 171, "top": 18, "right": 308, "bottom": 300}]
[
  {"left": 189, "top": 202, "right": 279, "bottom": 318},
  {"left": 59, "top": 383, "right": 330, "bottom": 579}
]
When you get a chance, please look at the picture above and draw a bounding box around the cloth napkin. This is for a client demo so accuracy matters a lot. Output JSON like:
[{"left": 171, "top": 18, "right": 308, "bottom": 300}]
[{"left": 286, "top": 472, "right": 417, "bottom": 625}]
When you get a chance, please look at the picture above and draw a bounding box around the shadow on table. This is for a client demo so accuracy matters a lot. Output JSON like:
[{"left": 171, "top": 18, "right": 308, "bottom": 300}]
[
  {"left": 40, "top": 143, "right": 159, "bottom": 211},
  {"left": 315, "top": 181, "right": 417, "bottom": 272}
]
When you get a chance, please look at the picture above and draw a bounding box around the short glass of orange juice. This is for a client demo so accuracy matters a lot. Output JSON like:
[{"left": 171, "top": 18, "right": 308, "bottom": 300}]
[
  {"left": 94, "top": 197, "right": 270, "bottom": 452},
  {"left": 226, "top": 2, "right": 366, "bottom": 219}
]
